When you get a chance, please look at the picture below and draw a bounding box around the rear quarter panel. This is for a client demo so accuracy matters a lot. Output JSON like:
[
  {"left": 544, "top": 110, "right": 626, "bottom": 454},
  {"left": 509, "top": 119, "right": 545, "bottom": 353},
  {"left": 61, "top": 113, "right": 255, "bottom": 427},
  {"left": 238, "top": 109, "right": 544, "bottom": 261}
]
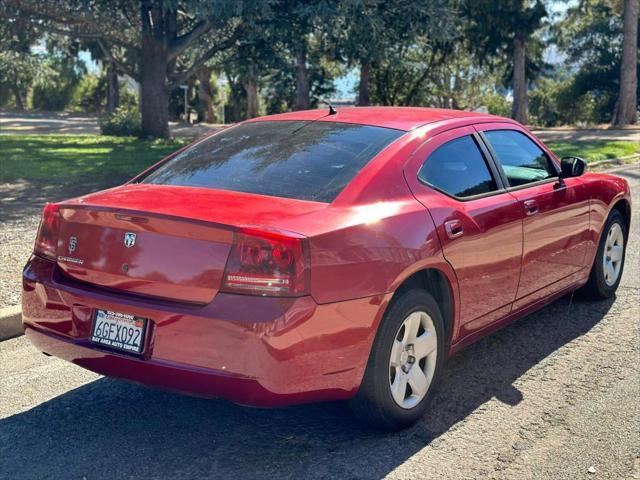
[
  {"left": 580, "top": 172, "right": 632, "bottom": 265},
  {"left": 307, "top": 200, "right": 453, "bottom": 304}
]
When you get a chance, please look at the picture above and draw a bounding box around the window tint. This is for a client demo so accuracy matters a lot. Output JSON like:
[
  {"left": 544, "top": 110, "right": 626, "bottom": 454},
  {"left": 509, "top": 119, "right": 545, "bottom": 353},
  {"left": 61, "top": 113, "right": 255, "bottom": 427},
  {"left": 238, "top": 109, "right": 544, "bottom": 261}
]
[
  {"left": 484, "top": 130, "right": 556, "bottom": 187},
  {"left": 140, "top": 121, "right": 402, "bottom": 202},
  {"left": 418, "top": 135, "right": 498, "bottom": 198}
]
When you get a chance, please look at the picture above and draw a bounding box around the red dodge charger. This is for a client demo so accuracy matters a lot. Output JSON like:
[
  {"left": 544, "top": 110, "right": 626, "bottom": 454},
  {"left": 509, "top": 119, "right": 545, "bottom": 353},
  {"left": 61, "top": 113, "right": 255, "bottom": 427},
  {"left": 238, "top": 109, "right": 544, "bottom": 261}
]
[{"left": 23, "top": 107, "right": 631, "bottom": 429}]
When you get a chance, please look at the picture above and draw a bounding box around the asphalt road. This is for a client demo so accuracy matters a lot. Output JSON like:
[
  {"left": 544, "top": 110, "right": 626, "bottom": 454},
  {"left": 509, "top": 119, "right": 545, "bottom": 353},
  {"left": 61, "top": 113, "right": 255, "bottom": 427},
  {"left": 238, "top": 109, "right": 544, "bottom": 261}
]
[{"left": 1, "top": 165, "right": 638, "bottom": 480}]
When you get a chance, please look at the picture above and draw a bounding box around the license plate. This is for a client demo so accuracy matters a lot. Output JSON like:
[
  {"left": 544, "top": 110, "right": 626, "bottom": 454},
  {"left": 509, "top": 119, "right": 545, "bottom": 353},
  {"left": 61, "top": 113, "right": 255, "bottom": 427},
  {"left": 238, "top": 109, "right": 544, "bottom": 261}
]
[{"left": 91, "top": 310, "right": 147, "bottom": 354}]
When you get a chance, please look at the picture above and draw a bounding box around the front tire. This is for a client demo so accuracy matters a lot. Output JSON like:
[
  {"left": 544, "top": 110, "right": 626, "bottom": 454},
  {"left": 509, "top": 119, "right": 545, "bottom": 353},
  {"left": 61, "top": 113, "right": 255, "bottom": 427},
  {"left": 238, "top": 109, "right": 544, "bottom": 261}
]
[
  {"left": 350, "top": 289, "right": 446, "bottom": 431},
  {"left": 582, "top": 210, "right": 627, "bottom": 299}
]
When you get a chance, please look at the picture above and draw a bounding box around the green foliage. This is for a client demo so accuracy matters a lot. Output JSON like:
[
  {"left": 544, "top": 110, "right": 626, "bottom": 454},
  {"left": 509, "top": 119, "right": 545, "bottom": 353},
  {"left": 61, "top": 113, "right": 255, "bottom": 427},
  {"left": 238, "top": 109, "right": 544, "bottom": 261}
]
[
  {"left": 555, "top": 0, "right": 638, "bottom": 124},
  {"left": 0, "top": 51, "right": 45, "bottom": 108},
  {"left": 463, "top": 0, "right": 547, "bottom": 63},
  {"left": 529, "top": 76, "right": 598, "bottom": 127},
  {"left": 260, "top": 40, "right": 340, "bottom": 114},
  {"left": 71, "top": 74, "right": 138, "bottom": 113},
  {"left": 72, "top": 75, "right": 104, "bottom": 112},
  {"left": 31, "top": 48, "right": 84, "bottom": 111},
  {"left": 483, "top": 92, "right": 511, "bottom": 117},
  {"left": 99, "top": 107, "right": 142, "bottom": 137}
]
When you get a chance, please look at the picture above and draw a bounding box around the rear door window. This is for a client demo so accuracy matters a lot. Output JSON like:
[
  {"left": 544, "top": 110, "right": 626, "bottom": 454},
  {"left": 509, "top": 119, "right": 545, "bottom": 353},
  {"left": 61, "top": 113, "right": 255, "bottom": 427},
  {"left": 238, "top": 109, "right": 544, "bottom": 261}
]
[
  {"left": 140, "top": 121, "right": 403, "bottom": 202},
  {"left": 483, "top": 130, "right": 556, "bottom": 187},
  {"left": 418, "top": 135, "right": 498, "bottom": 198}
]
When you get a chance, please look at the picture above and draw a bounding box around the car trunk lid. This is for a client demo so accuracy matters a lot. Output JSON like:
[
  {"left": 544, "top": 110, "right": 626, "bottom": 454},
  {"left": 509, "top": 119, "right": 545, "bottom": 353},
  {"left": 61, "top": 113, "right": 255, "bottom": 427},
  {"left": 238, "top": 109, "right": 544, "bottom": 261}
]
[{"left": 55, "top": 184, "right": 327, "bottom": 303}]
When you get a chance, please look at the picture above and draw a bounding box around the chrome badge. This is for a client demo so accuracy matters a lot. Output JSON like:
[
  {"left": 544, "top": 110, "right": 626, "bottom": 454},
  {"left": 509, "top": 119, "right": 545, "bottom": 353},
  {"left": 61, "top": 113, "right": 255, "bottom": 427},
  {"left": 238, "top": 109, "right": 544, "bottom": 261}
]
[
  {"left": 124, "top": 232, "right": 137, "bottom": 248},
  {"left": 68, "top": 236, "right": 78, "bottom": 253}
]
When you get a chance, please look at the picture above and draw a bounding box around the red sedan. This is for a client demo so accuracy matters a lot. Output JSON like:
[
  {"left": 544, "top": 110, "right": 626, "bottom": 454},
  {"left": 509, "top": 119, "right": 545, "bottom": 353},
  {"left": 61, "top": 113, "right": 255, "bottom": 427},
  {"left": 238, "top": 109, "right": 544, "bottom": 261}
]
[{"left": 23, "top": 107, "right": 631, "bottom": 429}]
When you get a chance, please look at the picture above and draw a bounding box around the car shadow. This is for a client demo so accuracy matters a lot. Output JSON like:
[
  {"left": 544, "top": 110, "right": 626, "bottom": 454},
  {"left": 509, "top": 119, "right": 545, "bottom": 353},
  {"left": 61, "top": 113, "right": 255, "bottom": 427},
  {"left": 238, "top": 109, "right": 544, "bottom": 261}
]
[{"left": 0, "top": 294, "right": 615, "bottom": 479}]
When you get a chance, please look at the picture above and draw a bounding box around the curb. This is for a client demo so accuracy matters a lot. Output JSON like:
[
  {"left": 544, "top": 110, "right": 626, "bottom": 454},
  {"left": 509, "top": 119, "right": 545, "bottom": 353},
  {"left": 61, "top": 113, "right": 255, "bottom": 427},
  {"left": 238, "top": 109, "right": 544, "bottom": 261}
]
[
  {"left": 588, "top": 154, "right": 640, "bottom": 171},
  {"left": 0, "top": 305, "right": 23, "bottom": 341}
]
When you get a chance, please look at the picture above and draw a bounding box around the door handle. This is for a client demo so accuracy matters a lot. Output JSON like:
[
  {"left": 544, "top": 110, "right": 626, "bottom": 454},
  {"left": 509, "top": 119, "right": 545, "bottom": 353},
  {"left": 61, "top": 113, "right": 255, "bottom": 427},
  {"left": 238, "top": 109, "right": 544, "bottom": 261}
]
[
  {"left": 444, "top": 219, "right": 464, "bottom": 239},
  {"left": 523, "top": 199, "right": 539, "bottom": 216}
]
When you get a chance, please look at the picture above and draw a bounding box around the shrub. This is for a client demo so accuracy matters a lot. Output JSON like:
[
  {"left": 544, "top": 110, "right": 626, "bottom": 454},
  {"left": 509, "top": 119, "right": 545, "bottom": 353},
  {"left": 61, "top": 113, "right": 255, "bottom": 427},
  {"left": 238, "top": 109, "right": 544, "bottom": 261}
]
[
  {"left": 99, "top": 107, "right": 142, "bottom": 136},
  {"left": 72, "top": 74, "right": 104, "bottom": 112},
  {"left": 483, "top": 92, "right": 511, "bottom": 117}
]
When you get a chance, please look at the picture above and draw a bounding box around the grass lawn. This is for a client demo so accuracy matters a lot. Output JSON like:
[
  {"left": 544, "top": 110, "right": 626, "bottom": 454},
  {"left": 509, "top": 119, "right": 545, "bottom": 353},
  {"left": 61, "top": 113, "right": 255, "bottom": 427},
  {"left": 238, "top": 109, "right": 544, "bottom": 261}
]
[
  {"left": 1, "top": 134, "right": 638, "bottom": 186},
  {"left": 0, "top": 134, "right": 189, "bottom": 185},
  {"left": 546, "top": 140, "right": 640, "bottom": 162}
]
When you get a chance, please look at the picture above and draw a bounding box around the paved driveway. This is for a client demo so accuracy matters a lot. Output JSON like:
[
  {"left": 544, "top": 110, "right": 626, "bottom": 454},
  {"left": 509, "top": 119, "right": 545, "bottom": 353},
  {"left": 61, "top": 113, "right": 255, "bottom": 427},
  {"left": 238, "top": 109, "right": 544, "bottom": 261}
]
[
  {"left": 0, "top": 165, "right": 638, "bottom": 479},
  {"left": 0, "top": 111, "right": 220, "bottom": 138}
]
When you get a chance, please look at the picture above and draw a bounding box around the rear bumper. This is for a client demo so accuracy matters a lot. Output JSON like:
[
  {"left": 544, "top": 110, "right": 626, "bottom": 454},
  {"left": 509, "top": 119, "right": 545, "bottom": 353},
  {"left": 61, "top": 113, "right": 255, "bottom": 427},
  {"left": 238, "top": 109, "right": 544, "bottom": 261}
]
[{"left": 22, "top": 255, "right": 389, "bottom": 407}]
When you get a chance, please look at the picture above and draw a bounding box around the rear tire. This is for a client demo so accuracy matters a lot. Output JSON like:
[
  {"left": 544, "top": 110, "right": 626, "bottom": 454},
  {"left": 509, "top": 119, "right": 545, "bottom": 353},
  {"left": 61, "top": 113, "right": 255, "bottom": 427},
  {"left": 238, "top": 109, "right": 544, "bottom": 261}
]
[
  {"left": 582, "top": 210, "right": 627, "bottom": 299},
  {"left": 350, "top": 289, "right": 446, "bottom": 431}
]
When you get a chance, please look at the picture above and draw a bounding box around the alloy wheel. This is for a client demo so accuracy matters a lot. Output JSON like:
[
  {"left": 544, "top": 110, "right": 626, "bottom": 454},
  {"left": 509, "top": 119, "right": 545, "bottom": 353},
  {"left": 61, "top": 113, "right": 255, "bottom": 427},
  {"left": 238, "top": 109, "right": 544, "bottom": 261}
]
[
  {"left": 388, "top": 311, "right": 438, "bottom": 409},
  {"left": 603, "top": 223, "right": 624, "bottom": 286}
]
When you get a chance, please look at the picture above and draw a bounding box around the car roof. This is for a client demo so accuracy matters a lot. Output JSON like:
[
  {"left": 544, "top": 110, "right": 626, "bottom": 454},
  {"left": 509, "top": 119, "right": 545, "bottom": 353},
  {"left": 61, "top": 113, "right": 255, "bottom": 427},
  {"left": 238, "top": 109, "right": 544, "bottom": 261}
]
[{"left": 244, "top": 106, "right": 503, "bottom": 132}]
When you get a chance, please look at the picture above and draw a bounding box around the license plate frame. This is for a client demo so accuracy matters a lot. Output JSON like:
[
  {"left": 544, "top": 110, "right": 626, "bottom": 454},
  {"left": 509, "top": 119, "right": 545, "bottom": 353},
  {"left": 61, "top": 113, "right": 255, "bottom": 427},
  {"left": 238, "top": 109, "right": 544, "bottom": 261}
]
[{"left": 91, "top": 309, "right": 148, "bottom": 354}]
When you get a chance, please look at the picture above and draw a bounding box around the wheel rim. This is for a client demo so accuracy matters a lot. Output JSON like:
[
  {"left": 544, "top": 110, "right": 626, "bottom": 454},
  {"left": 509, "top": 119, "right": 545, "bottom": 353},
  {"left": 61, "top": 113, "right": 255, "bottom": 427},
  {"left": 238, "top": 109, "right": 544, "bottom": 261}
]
[
  {"left": 603, "top": 223, "right": 624, "bottom": 287},
  {"left": 388, "top": 310, "right": 438, "bottom": 409}
]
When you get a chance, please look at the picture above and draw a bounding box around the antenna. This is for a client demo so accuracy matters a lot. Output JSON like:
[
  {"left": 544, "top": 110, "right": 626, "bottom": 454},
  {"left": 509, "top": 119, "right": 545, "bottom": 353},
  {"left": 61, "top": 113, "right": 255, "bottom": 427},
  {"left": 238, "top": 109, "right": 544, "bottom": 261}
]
[
  {"left": 290, "top": 98, "right": 338, "bottom": 135},
  {"left": 317, "top": 98, "right": 337, "bottom": 115}
]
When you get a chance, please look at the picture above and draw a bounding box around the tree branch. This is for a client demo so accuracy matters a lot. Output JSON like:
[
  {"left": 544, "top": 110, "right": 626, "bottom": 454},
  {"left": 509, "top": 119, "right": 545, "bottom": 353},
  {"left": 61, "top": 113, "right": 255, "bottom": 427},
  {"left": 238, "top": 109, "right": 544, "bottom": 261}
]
[
  {"left": 167, "top": 27, "right": 243, "bottom": 87},
  {"left": 96, "top": 39, "right": 140, "bottom": 81},
  {"left": 168, "top": 19, "right": 214, "bottom": 61},
  {"left": 11, "top": 1, "right": 139, "bottom": 51}
]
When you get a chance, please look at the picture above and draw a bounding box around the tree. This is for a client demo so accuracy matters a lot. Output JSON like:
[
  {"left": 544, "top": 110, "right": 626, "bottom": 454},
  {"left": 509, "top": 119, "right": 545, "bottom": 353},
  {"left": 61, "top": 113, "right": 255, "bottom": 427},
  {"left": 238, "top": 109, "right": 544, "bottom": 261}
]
[
  {"left": 464, "top": 0, "right": 547, "bottom": 123},
  {"left": 0, "top": 51, "right": 41, "bottom": 110},
  {"left": 263, "top": 0, "right": 340, "bottom": 111},
  {"left": 195, "top": 67, "right": 218, "bottom": 123},
  {"left": 333, "top": 0, "right": 458, "bottom": 106},
  {"left": 369, "top": 39, "right": 454, "bottom": 106},
  {"left": 12, "top": 1, "right": 264, "bottom": 137},
  {"left": 612, "top": 0, "right": 638, "bottom": 126},
  {"left": 0, "top": 1, "right": 42, "bottom": 109},
  {"left": 557, "top": 0, "right": 638, "bottom": 124}
]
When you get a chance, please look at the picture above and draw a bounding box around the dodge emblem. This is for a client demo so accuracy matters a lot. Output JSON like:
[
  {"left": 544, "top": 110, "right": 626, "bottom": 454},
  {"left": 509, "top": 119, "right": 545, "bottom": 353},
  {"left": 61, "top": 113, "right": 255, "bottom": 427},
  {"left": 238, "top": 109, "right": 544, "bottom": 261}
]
[
  {"left": 68, "top": 236, "right": 77, "bottom": 253},
  {"left": 124, "top": 232, "right": 137, "bottom": 248}
]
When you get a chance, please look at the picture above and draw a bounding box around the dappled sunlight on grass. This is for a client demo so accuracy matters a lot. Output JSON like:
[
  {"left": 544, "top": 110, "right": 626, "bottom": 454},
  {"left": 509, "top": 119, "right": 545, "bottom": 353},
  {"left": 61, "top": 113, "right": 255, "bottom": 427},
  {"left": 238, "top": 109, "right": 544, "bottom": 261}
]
[
  {"left": 547, "top": 141, "right": 640, "bottom": 161},
  {"left": 0, "top": 134, "right": 189, "bottom": 185}
]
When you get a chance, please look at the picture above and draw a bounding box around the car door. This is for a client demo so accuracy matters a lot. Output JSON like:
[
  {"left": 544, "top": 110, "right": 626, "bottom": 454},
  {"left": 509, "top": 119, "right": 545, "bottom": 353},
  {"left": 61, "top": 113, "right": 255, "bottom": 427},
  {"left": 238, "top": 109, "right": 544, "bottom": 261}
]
[
  {"left": 476, "top": 124, "right": 591, "bottom": 305},
  {"left": 404, "top": 126, "right": 524, "bottom": 337}
]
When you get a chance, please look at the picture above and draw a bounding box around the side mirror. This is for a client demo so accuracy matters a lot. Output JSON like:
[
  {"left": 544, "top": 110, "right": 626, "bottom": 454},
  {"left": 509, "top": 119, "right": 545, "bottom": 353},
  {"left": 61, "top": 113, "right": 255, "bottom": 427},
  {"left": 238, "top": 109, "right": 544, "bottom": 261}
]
[{"left": 560, "top": 156, "right": 587, "bottom": 178}]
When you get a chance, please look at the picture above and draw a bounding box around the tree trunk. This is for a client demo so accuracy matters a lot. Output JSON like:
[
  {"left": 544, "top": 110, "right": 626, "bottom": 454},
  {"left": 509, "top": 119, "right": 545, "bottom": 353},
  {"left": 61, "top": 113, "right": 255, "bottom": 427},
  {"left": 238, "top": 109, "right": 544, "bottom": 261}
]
[
  {"left": 612, "top": 0, "right": 638, "bottom": 126},
  {"left": 106, "top": 63, "right": 120, "bottom": 114},
  {"left": 139, "top": 48, "right": 169, "bottom": 137},
  {"left": 357, "top": 60, "right": 370, "bottom": 106},
  {"left": 243, "top": 65, "right": 259, "bottom": 119},
  {"left": 13, "top": 85, "right": 25, "bottom": 111},
  {"left": 196, "top": 67, "right": 216, "bottom": 123},
  {"left": 138, "top": 3, "right": 171, "bottom": 138},
  {"left": 294, "top": 43, "right": 310, "bottom": 110},
  {"left": 511, "top": 36, "right": 528, "bottom": 124}
]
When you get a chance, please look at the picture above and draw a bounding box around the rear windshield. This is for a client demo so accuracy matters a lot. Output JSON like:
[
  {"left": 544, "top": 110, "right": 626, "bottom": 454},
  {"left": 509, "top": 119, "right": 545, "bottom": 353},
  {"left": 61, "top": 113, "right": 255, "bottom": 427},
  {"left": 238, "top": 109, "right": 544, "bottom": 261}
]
[{"left": 140, "top": 121, "right": 403, "bottom": 202}]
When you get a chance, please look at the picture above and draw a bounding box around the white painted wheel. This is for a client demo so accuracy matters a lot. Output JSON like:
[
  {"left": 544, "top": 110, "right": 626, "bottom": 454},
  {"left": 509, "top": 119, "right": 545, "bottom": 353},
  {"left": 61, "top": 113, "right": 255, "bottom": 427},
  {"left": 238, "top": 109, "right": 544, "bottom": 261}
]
[
  {"left": 388, "top": 311, "right": 438, "bottom": 409},
  {"left": 603, "top": 222, "right": 624, "bottom": 286}
]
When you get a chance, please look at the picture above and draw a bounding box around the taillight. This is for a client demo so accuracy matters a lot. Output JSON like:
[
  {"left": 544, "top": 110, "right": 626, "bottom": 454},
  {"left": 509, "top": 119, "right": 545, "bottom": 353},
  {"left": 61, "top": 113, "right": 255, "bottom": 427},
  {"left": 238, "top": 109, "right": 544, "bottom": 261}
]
[
  {"left": 221, "top": 228, "right": 310, "bottom": 297},
  {"left": 34, "top": 203, "right": 61, "bottom": 260}
]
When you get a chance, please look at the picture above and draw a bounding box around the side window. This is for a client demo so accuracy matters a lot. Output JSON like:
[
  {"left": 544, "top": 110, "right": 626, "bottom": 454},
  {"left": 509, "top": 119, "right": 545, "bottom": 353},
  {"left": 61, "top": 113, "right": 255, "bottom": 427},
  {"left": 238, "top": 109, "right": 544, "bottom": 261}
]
[
  {"left": 484, "top": 130, "right": 556, "bottom": 187},
  {"left": 418, "top": 135, "right": 498, "bottom": 199}
]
